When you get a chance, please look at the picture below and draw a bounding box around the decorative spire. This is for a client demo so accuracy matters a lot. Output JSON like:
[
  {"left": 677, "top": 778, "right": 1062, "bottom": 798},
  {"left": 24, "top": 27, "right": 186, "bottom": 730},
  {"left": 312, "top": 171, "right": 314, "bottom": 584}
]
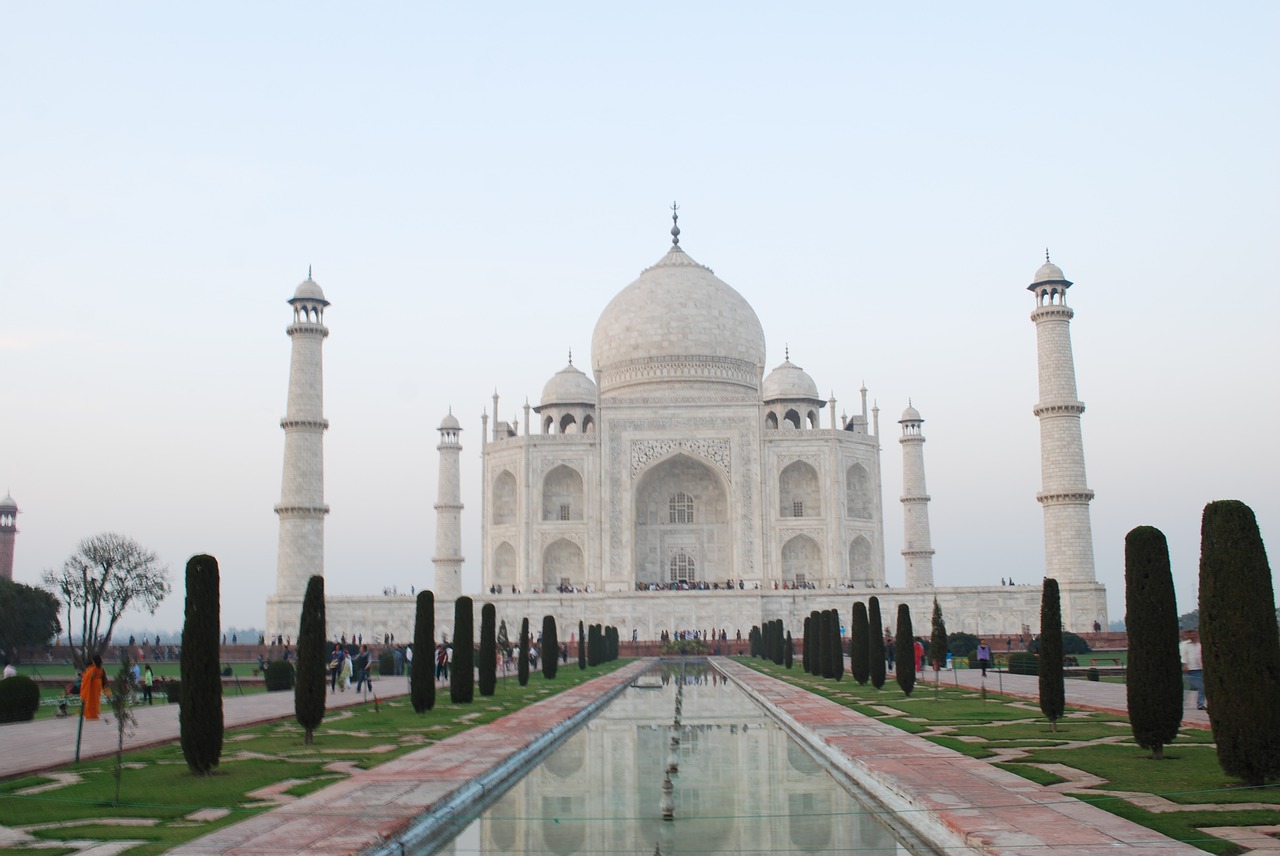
[
  {"left": 307, "top": 264, "right": 312, "bottom": 280},
  {"left": 568, "top": 347, "right": 573, "bottom": 366},
  {"left": 670, "top": 201, "right": 680, "bottom": 246},
  {"left": 784, "top": 343, "right": 789, "bottom": 362},
  {"left": 1045, "top": 248, "right": 1051, "bottom": 263}
]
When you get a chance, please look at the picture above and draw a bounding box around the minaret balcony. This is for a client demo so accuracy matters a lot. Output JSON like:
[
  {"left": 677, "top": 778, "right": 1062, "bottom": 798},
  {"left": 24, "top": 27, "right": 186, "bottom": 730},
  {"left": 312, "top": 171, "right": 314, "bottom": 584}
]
[
  {"left": 1036, "top": 490, "right": 1096, "bottom": 505},
  {"left": 1032, "top": 402, "right": 1085, "bottom": 418}
]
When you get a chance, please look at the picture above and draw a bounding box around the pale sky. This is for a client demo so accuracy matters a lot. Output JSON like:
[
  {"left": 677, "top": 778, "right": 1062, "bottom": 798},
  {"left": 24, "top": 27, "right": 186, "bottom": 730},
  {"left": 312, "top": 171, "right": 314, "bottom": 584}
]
[{"left": 2, "top": 3, "right": 1276, "bottom": 635}]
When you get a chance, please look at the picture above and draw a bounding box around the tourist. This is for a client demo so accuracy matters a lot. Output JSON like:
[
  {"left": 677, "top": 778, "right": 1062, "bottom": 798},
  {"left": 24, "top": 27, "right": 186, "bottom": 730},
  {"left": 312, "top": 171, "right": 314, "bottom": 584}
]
[
  {"left": 329, "top": 644, "right": 343, "bottom": 693},
  {"left": 976, "top": 640, "right": 992, "bottom": 677},
  {"left": 1180, "top": 629, "right": 1205, "bottom": 710},
  {"left": 80, "top": 655, "right": 107, "bottom": 721},
  {"left": 885, "top": 634, "right": 895, "bottom": 671},
  {"left": 914, "top": 638, "right": 925, "bottom": 676},
  {"left": 142, "top": 664, "right": 154, "bottom": 704},
  {"left": 2, "top": 660, "right": 15, "bottom": 680},
  {"left": 338, "top": 648, "right": 353, "bottom": 691},
  {"left": 354, "top": 644, "right": 371, "bottom": 692}
]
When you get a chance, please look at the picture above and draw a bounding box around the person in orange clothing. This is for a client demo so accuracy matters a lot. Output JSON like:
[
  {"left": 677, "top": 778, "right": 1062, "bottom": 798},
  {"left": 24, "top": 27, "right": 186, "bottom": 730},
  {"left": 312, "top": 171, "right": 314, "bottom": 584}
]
[{"left": 80, "top": 655, "right": 107, "bottom": 721}]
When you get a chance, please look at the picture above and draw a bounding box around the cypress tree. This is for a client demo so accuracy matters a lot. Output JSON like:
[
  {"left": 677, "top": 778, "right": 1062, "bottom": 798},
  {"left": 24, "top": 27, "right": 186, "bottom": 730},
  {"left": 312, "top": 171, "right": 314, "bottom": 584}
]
[
  {"left": 451, "top": 597, "right": 474, "bottom": 703},
  {"left": 1125, "top": 526, "right": 1182, "bottom": 758},
  {"left": 809, "top": 610, "right": 821, "bottom": 674},
  {"left": 820, "top": 611, "right": 834, "bottom": 678},
  {"left": 179, "top": 554, "right": 222, "bottom": 774},
  {"left": 295, "top": 575, "right": 326, "bottom": 745},
  {"left": 784, "top": 630, "right": 794, "bottom": 668},
  {"left": 410, "top": 591, "right": 435, "bottom": 712},
  {"left": 1039, "top": 579, "right": 1065, "bottom": 730},
  {"left": 850, "top": 601, "right": 870, "bottom": 685},
  {"left": 869, "top": 597, "right": 886, "bottom": 689},
  {"left": 829, "top": 610, "right": 844, "bottom": 681},
  {"left": 895, "top": 604, "right": 915, "bottom": 696},
  {"left": 1200, "top": 500, "right": 1280, "bottom": 785},
  {"left": 518, "top": 617, "right": 530, "bottom": 686},
  {"left": 587, "top": 623, "right": 599, "bottom": 666},
  {"left": 802, "top": 616, "right": 812, "bottom": 673},
  {"left": 774, "top": 619, "right": 785, "bottom": 665},
  {"left": 542, "top": 615, "right": 558, "bottom": 679},
  {"left": 607, "top": 626, "right": 618, "bottom": 661},
  {"left": 479, "top": 603, "right": 496, "bottom": 696},
  {"left": 930, "top": 599, "right": 948, "bottom": 672},
  {"left": 578, "top": 620, "right": 586, "bottom": 670}
]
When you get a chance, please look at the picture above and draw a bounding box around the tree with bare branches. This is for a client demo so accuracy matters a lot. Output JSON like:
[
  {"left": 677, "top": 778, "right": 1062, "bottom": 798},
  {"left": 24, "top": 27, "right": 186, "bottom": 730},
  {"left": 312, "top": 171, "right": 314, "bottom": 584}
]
[{"left": 42, "top": 533, "right": 170, "bottom": 668}]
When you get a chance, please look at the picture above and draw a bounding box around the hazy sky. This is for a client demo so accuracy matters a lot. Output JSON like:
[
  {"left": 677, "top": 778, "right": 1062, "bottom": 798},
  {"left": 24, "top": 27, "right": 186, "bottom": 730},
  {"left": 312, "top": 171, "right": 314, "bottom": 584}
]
[{"left": 2, "top": 4, "right": 1276, "bottom": 635}]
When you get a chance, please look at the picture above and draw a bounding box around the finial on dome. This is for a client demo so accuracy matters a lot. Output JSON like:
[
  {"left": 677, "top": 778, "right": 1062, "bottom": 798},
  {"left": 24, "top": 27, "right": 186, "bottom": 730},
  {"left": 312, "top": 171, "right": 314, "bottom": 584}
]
[
  {"left": 568, "top": 347, "right": 573, "bottom": 366},
  {"left": 1045, "top": 248, "right": 1051, "bottom": 263},
  {"left": 670, "top": 201, "right": 680, "bottom": 246},
  {"left": 785, "top": 344, "right": 790, "bottom": 361},
  {"left": 308, "top": 264, "right": 312, "bottom": 279}
]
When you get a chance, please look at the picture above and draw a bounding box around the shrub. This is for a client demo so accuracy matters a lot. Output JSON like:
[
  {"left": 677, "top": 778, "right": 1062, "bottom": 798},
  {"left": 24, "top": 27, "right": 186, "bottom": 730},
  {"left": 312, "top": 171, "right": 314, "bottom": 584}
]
[
  {"left": 263, "top": 660, "right": 294, "bottom": 691},
  {"left": 1125, "top": 525, "right": 1183, "bottom": 760},
  {"left": 659, "top": 638, "right": 708, "bottom": 656},
  {"left": 518, "top": 617, "right": 530, "bottom": 686},
  {"left": 948, "top": 632, "right": 979, "bottom": 659},
  {"left": 850, "top": 602, "right": 869, "bottom": 684},
  {"left": 1007, "top": 652, "right": 1039, "bottom": 676},
  {"left": 1200, "top": 499, "right": 1280, "bottom": 786},
  {"left": 294, "top": 575, "right": 327, "bottom": 745},
  {"left": 868, "top": 597, "right": 886, "bottom": 689},
  {"left": 378, "top": 650, "right": 394, "bottom": 677},
  {"left": 784, "top": 631, "right": 794, "bottom": 668},
  {"left": 411, "top": 591, "right": 435, "bottom": 713},
  {"left": 541, "top": 615, "right": 558, "bottom": 680},
  {"left": 180, "top": 554, "right": 223, "bottom": 774},
  {"left": 578, "top": 620, "right": 586, "bottom": 670},
  {"left": 1087, "top": 668, "right": 1100, "bottom": 682},
  {"left": 479, "top": 603, "right": 496, "bottom": 696},
  {"left": 1039, "top": 579, "right": 1065, "bottom": 730},
  {"left": 451, "top": 597, "right": 474, "bottom": 703},
  {"left": 895, "top": 604, "right": 915, "bottom": 696},
  {"left": 0, "top": 675, "right": 40, "bottom": 723}
]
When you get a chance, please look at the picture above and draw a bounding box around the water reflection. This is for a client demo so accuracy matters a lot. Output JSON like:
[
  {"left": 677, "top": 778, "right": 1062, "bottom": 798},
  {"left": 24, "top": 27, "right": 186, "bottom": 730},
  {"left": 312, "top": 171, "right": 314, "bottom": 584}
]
[{"left": 440, "top": 663, "right": 911, "bottom": 855}]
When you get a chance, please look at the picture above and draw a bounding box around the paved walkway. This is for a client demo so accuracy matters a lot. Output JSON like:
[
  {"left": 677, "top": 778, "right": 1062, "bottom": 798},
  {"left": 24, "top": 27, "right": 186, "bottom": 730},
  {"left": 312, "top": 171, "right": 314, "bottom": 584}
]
[
  {"left": 0, "top": 678, "right": 411, "bottom": 781},
  {"left": 915, "top": 665, "right": 1211, "bottom": 729}
]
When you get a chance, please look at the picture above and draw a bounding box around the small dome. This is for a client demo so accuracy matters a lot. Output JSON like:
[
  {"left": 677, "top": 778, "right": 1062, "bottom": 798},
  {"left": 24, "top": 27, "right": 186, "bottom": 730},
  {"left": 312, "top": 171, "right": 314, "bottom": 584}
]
[
  {"left": 292, "top": 276, "right": 328, "bottom": 303},
  {"left": 439, "top": 412, "right": 461, "bottom": 431},
  {"left": 900, "top": 404, "right": 922, "bottom": 422},
  {"left": 540, "top": 363, "right": 597, "bottom": 407},
  {"left": 0, "top": 492, "right": 16, "bottom": 510},
  {"left": 1031, "top": 260, "right": 1070, "bottom": 286},
  {"left": 763, "top": 359, "right": 820, "bottom": 401}
]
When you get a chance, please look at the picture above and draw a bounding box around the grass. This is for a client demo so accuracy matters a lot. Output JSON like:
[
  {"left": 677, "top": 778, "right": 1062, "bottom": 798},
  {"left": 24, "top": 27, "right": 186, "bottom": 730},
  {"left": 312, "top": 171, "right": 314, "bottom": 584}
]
[
  {"left": 0, "top": 662, "right": 626, "bottom": 855},
  {"left": 736, "top": 656, "right": 1279, "bottom": 855}
]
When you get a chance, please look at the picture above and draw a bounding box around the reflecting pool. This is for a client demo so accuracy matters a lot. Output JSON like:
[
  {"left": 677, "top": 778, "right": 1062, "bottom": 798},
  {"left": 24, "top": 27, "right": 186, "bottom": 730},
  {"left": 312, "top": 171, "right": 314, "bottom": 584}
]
[{"left": 437, "top": 663, "right": 916, "bottom": 855}]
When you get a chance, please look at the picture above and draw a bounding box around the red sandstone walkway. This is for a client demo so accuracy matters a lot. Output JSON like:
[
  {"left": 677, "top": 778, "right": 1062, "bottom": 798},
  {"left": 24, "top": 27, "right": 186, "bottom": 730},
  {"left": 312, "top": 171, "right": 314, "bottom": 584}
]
[
  {"left": 719, "top": 659, "right": 1202, "bottom": 855},
  {"left": 0, "top": 678, "right": 411, "bottom": 781}
]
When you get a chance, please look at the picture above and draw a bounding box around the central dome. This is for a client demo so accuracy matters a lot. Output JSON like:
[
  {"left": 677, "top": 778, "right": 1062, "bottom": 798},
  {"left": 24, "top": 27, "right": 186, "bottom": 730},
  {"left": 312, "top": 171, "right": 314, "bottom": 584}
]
[{"left": 591, "top": 245, "right": 766, "bottom": 398}]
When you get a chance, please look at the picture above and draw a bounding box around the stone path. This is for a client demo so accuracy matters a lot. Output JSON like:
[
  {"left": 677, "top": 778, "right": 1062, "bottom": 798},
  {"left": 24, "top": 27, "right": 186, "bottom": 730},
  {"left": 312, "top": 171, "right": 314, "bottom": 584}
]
[
  {"left": 0, "top": 678, "right": 410, "bottom": 781},
  {"left": 720, "top": 659, "right": 1202, "bottom": 855}
]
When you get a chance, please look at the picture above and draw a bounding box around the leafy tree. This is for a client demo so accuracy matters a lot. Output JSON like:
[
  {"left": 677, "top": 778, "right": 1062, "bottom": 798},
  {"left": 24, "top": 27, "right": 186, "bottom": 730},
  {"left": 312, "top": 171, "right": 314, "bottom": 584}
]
[
  {"left": 451, "top": 597, "right": 474, "bottom": 703},
  {"left": 1028, "top": 631, "right": 1091, "bottom": 656},
  {"left": 294, "top": 575, "right": 326, "bottom": 745},
  {"left": 1039, "top": 578, "right": 1065, "bottom": 731},
  {"left": 869, "top": 597, "right": 886, "bottom": 689},
  {"left": 108, "top": 661, "right": 139, "bottom": 802},
  {"left": 411, "top": 591, "right": 435, "bottom": 712},
  {"left": 43, "top": 532, "right": 171, "bottom": 668},
  {"left": 850, "top": 601, "right": 869, "bottom": 684},
  {"left": 895, "top": 604, "right": 915, "bottom": 696},
  {"left": 497, "top": 619, "right": 510, "bottom": 666},
  {"left": 542, "top": 615, "right": 559, "bottom": 680},
  {"left": 578, "top": 620, "right": 586, "bottom": 670},
  {"left": 479, "top": 603, "right": 496, "bottom": 696},
  {"left": 0, "top": 675, "right": 40, "bottom": 722},
  {"left": 0, "top": 578, "right": 61, "bottom": 661},
  {"left": 947, "top": 632, "right": 979, "bottom": 659},
  {"left": 1200, "top": 500, "right": 1280, "bottom": 785},
  {"left": 179, "top": 554, "right": 222, "bottom": 774},
  {"left": 1124, "top": 526, "right": 1182, "bottom": 759},
  {"left": 518, "top": 617, "right": 530, "bottom": 686}
]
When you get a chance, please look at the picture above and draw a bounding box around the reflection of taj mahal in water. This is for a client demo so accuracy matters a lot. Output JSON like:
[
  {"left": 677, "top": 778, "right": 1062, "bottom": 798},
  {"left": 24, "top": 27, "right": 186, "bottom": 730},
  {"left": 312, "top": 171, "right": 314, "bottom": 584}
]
[
  {"left": 449, "top": 664, "right": 902, "bottom": 855},
  {"left": 266, "top": 215, "right": 1107, "bottom": 640}
]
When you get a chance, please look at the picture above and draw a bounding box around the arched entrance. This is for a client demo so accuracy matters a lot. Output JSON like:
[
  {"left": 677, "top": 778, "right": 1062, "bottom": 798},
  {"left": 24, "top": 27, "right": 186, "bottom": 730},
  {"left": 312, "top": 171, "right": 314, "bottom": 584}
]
[{"left": 633, "top": 453, "right": 730, "bottom": 587}]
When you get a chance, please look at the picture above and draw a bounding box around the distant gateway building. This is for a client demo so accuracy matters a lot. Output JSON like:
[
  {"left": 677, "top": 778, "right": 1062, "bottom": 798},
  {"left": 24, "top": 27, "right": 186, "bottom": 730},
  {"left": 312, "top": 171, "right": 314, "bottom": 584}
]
[{"left": 266, "top": 220, "right": 1108, "bottom": 642}]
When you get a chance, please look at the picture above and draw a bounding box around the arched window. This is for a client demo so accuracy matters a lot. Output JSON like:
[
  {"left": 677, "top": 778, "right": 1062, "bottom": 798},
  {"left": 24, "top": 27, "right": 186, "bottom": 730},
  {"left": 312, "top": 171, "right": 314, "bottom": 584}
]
[
  {"left": 670, "top": 552, "right": 696, "bottom": 582},
  {"left": 668, "top": 492, "right": 694, "bottom": 524}
]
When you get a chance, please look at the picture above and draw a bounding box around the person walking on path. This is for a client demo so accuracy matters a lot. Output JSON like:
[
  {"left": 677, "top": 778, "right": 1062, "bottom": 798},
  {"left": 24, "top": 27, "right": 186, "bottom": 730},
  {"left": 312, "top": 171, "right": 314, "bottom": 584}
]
[
  {"left": 142, "top": 664, "right": 154, "bottom": 704},
  {"left": 1180, "top": 629, "right": 1206, "bottom": 710},
  {"left": 80, "top": 655, "right": 107, "bottom": 721},
  {"left": 976, "top": 640, "right": 992, "bottom": 677},
  {"left": 914, "top": 638, "right": 925, "bottom": 677}
]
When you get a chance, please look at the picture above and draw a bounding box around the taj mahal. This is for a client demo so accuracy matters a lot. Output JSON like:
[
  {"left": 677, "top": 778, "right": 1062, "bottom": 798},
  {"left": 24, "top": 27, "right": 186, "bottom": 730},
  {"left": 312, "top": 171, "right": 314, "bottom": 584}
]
[{"left": 265, "top": 212, "right": 1108, "bottom": 642}]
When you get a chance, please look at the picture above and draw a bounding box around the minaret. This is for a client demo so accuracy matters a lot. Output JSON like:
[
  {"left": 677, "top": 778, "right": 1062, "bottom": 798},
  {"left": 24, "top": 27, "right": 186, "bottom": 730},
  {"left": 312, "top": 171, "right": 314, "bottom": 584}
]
[
  {"left": 273, "top": 271, "right": 331, "bottom": 601},
  {"left": 433, "top": 411, "right": 464, "bottom": 609},
  {"left": 1029, "top": 254, "right": 1096, "bottom": 583},
  {"left": 899, "top": 403, "right": 935, "bottom": 587},
  {"left": 0, "top": 492, "right": 18, "bottom": 581}
]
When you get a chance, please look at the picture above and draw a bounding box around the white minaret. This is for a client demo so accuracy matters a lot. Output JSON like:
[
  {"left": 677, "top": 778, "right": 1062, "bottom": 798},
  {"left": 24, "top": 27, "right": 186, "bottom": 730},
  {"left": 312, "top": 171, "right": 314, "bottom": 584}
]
[
  {"left": 1029, "top": 254, "right": 1096, "bottom": 583},
  {"left": 899, "top": 402, "right": 935, "bottom": 587},
  {"left": 433, "top": 411, "right": 464, "bottom": 610},
  {"left": 272, "top": 271, "right": 330, "bottom": 602},
  {"left": 0, "top": 492, "right": 18, "bottom": 581}
]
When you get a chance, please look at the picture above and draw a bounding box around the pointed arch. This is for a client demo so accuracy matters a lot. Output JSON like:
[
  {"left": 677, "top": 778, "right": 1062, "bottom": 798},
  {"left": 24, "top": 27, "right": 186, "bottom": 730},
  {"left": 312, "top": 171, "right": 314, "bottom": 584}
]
[
  {"left": 542, "top": 538, "right": 584, "bottom": 591},
  {"left": 542, "top": 464, "right": 584, "bottom": 521},
  {"left": 492, "top": 470, "right": 517, "bottom": 525},
  {"left": 845, "top": 463, "right": 872, "bottom": 519},
  {"left": 780, "top": 460, "right": 820, "bottom": 518},
  {"left": 781, "top": 534, "right": 822, "bottom": 585},
  {"left": 849, "top": 535, "right": 873, "bottom": 584},
  {"left": 493, "top": 541, "right": 516, "bottom": 587}
]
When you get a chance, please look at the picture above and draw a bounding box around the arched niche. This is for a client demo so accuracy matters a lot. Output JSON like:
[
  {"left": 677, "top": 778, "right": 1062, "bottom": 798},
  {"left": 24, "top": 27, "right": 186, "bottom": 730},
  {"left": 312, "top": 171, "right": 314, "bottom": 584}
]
[
  {"left": 849, "top": 535, "right": 872, "bottom": 584},
  {"left": 493, "top": 541, "right": 517, "bottom": 588},
  {"left": 542, "top": 538, "right": 584, "bottom": 590},
  {"left": 845, "top": 463, "right": 872, "bottom": 519},
  {"left": 780, "top": 460, "right": 820, "bottom": 518},
  {"left": 633, "top": 453, "right": 729, "bottom": 587},
  {"left": 492, "top": 470, "right": 517, "bottom": 525},
  {"left": 542, "top": 465, "right": 584, "bottom": 521},
  {"left": 781, "top": 534, "right": 822, "bottom": 585}
]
